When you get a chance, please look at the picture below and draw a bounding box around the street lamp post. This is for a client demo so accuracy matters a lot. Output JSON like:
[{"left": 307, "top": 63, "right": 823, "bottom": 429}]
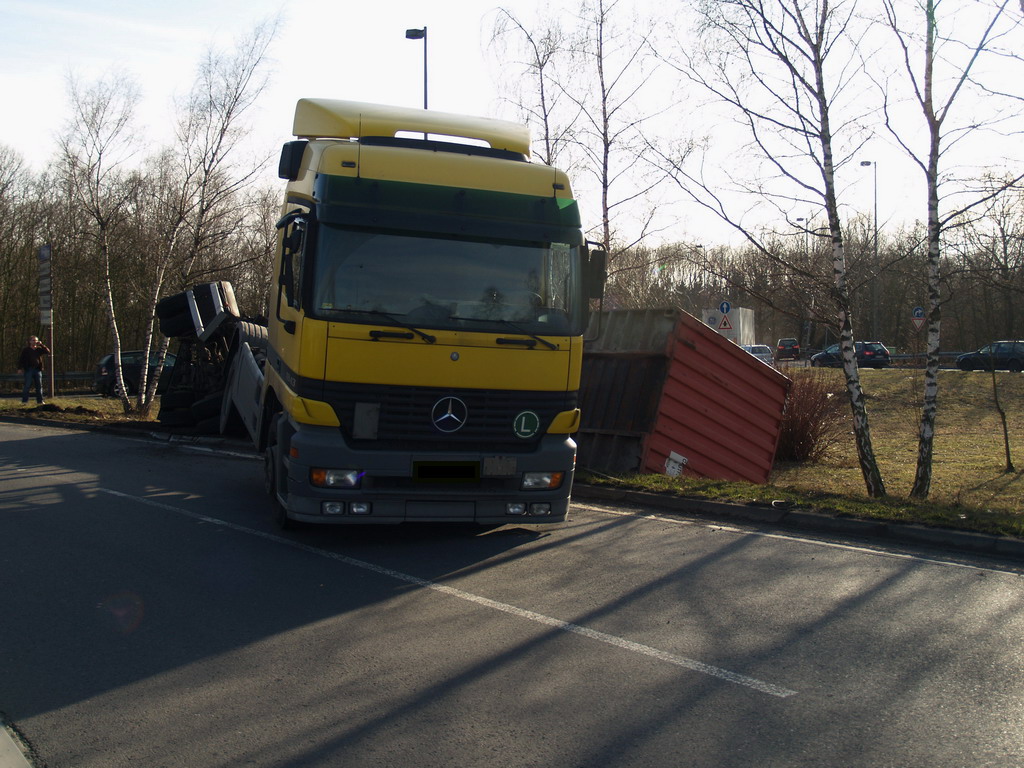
[
  {"left": 860, "top": 160, "right": 879, "bottom": 340},
  {"left": 405, "top": 27, "right": 428, "bottom": 110},
  {"left": 796, "top": 216, "right": 812, "bottom": 349}
]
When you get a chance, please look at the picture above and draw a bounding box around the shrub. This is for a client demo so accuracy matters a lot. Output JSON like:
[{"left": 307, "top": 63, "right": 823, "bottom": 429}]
[{"left": 775, "top": 370, "right": 849, "bottom": 462}]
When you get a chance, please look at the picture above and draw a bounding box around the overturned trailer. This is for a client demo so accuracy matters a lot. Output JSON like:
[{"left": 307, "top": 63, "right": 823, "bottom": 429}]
[
  {"left": 154, "top": 281, "right": 268, "bottom": 436},
  {"left": 577, "top": 308, "right": 791, "bottom": 485}
]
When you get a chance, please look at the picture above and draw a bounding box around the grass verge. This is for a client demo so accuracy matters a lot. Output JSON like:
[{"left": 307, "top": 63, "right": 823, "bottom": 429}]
[{"left": 0, "top": 396, "right": 158, "bottom": 426}]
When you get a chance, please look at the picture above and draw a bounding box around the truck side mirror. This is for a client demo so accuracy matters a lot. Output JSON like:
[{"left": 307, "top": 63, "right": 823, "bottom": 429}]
[{"left": 278, "top": 140, "right": 308, "bottom": 181}]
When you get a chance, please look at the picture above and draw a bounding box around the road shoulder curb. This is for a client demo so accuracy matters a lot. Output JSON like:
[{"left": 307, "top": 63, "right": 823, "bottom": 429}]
[{"left": 573, "top": 483, "right": 1024, "bottom": 561}]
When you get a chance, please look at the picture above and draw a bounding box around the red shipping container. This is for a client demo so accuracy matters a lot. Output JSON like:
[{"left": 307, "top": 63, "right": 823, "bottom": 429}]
[{"left": 578, "top": 308, "right": 791, "bottom": 484}]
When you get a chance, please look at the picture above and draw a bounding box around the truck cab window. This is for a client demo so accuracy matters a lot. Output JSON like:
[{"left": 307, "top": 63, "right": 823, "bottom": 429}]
[{"left": 311, "top": 226, "right": 582, "bottom": 335}]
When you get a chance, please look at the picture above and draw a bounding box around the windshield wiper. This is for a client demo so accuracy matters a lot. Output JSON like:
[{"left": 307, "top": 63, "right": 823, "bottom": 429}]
[
  {"left": 449, "top": 316, "right": 558, "bottom": 350},
  {"left": 345, "top": 310, "right": 436, "bottom": 344}
]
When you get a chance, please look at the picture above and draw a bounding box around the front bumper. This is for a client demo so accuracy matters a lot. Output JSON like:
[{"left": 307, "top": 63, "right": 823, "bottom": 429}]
[{"left": 278, "top": 423, "right": 575, "bottom": 525}]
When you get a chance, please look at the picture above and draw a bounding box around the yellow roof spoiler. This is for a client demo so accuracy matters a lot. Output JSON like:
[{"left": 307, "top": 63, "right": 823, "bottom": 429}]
[{"left": 293, "top": 99, "right": 532, "bottom": 158}]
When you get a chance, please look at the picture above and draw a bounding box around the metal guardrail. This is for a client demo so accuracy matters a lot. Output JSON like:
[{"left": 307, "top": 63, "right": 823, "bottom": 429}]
[
  {"left": 0, "top": 372, "right": 95, "bottom": 394},
  {"left": 0, "top": 372, "right": 93, "bottom": 382}
]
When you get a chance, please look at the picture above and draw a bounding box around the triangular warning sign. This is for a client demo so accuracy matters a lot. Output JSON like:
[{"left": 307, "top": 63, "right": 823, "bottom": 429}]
[{"left": 718, "top": 314, "right": 733, "bottom": 330}]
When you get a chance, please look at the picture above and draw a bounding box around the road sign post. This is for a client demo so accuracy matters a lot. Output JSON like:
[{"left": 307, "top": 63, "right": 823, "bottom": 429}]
[
  {"left": 912, "top": 306, "right": 925, "bottom": 332},
  {"left": 38, "top": 245, "right": 54, "bottom": 397}
]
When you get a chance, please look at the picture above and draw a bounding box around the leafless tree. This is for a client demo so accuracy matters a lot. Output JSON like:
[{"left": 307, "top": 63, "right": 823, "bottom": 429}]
[
  {"left": 57, "top": 69, "right": 142, "bottom": 413},
  {"left": 878, "top": 0, "right": 1024, "bottom": 496},
  {"left": 134, "top": 20, "right": 276, "bottom": 415},
  {"left": 0, "top": 146, "right": 36, "bottom": 373},
  {"left": 656, "top": 0, "right": 887, "bottom": 496},
  {"left": 566, "top": 0, "right": 679, "bottom": 254},
  {"left": 602, "top": 243, "right": 710, "bottom": 308},
  {"left": 490, "top": 9, "right": 578, "bottom": 168},
  {"left": 493, "top": 0, "right": 683, "bottom": 258},
  {"left": 226, "top": 183, "right": 279, "bottom": 318}
]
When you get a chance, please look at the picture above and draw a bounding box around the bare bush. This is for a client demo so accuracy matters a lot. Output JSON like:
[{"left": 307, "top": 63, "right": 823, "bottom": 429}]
[{"left": 776, "top": 370, "right": 849, "bottom": 463}]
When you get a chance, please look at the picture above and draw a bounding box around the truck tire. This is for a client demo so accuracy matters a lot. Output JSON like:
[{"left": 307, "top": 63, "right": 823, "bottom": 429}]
[
  {"left": 159, "top": 310, "right": 195, "bottom": 338},
  {"left": 155, "top": 292, "right": 189, "bottom": 319},
  {"left": 160, "top": 390, "right": 197, "bottom": 410},
  {"left": 190, "top": 391, "right": 224, "bottom": 421},
  {"left": 157, "top": 409, "right": 195, "bottom": 427},
  {"left": 194, "top": 416, "right": 221, "bottom": 434}
]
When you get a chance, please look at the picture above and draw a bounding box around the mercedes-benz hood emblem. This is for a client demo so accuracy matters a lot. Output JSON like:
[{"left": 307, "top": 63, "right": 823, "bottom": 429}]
[{"left": 431, "top": 396, "right": 468, "bottom": 433}]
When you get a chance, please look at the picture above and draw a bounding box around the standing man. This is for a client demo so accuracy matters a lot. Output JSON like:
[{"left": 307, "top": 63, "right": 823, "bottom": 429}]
[{"left": 17, "top": 335, "right": 50, "bottom": 405}]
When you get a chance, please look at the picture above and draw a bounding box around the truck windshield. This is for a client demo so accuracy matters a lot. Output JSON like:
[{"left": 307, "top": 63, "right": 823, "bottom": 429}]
[{"left": 311, "top": 225, "right": 581, "bottom": 335}]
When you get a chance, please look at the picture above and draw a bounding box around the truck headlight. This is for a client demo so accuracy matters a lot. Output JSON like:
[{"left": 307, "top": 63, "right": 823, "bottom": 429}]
[
  {"left": 310, "top": 468, "right": 362, "bottom": 488},
  {"left": 521, "top": 471, "right": 564, "bottom": 490}
]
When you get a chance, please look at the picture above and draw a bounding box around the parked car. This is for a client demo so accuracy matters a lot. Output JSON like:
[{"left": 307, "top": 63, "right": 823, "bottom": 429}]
[
  {"left": 811, "top": 341, "right": 891, "bottom": 369},
  {"left": 741, "top": 344, "right": 775, "bottom": 366},
  {"left": 94, "top": 350, "right": 177, "bottom": 396},
  {"left": 956, "top": 341, "right": 1024, "bottom": 372},
  {"left": 775, "top": 337, "right": 800, "bottom": 361}
]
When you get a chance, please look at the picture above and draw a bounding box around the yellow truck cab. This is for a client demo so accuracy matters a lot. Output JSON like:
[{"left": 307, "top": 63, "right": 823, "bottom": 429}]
[{"left": 237, "top": 99, "right": 605, "bottom": 526}]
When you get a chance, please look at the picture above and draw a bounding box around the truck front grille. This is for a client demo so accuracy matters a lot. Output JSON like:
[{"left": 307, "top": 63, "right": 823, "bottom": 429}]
[{"left": 321, "top": 382, "right": 576, "bottom": 452}]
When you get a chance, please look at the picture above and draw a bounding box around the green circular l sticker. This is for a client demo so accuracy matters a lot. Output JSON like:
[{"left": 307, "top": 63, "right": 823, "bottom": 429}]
[{"left": 513, "top": 411, "right": 541, "bottom": 438}]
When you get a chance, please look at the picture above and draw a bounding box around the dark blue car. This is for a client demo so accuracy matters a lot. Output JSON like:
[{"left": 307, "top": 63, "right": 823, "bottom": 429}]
[
  {"left": 810, "top": 341, "right": 891, "bottom": 369},
  {"left": 94, "top": 350, "right": 176, "bottom": 396},
  {"left": 956, "top": 341, "right": 1024, "bottom": 372}
]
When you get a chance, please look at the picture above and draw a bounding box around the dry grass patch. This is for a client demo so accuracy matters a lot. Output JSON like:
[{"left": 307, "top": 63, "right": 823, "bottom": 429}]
[
  {"left": 0, "top": 396, "right": 157, "bottom": 424},
  {"left": 772, "top": 368, "right": 1024, "bottom": 513}
]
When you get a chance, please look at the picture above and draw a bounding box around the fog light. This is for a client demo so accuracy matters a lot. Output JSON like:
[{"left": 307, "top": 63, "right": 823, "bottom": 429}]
[
  {"left": 529, "top": 503, "right": 552, "bottom": 516},
  {"left": 349, "top": 502, "right": 372, "bottom": 515},
  {"left": 506, "top": 502, "right": 528, "bottom": 515},
  {"left": 310, "top": 468, "right": 362, "bottom": 488},
  {"left": 521, "top": 471, "right": 564, "bottom": 490},
  {"left": 322, "top": 501, "right": 345, "bottom": 515}
]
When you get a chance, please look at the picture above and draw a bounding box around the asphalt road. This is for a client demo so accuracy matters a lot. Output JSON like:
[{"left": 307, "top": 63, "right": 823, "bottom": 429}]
[{"left": 1, "top": 421, "right": 1023, "bottom": 768}]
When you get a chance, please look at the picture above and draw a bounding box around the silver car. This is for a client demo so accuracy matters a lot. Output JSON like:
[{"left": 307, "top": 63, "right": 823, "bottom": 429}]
[{"left": 741, "top": 344, "right": 775, "bottom": 367}]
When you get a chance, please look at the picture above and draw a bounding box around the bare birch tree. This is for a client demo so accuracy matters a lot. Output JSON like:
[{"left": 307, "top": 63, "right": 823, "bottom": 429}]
[
  {"left": 658, "top": 0, "right": 887, "bottom": 496},
  {"left": 878, "top": 0, "right": 1024, "bottom": 497},
  {"left": 566, "top": 0, "right": 676, "bottom": 254},
  {"left": 490, "top": 9, "right": 577, "bottom": 168},
  {"left": 134, "top": 20, "right": 275, "bottom": 415},
  {"left": 493, "top": 0, "right": 682, "bottom": 264},
  {"left": 58, "top": 70, "right": 142, "bottom": 413}
]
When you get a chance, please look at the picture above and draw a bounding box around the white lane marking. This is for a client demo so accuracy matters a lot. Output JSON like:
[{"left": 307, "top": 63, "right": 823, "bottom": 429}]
[
  {"left": 99, "top": 488, "right": 797, "bottom": 698},
  {"left": 574, "top": 501, "right": 1023, "bottom": 575}
]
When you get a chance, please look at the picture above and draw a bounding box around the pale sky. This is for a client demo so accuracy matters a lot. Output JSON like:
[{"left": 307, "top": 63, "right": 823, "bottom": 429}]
[
  {"left": 1, "top": 0, "right": 1020, "bottom": 249},
  {"left": 1, "top": 0, "right": 542, "bottom": 172}
]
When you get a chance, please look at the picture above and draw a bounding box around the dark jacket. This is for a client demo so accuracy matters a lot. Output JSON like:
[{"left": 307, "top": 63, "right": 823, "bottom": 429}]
[{"left": 18, "top": 343, "right": 50, "bottom": 371}]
